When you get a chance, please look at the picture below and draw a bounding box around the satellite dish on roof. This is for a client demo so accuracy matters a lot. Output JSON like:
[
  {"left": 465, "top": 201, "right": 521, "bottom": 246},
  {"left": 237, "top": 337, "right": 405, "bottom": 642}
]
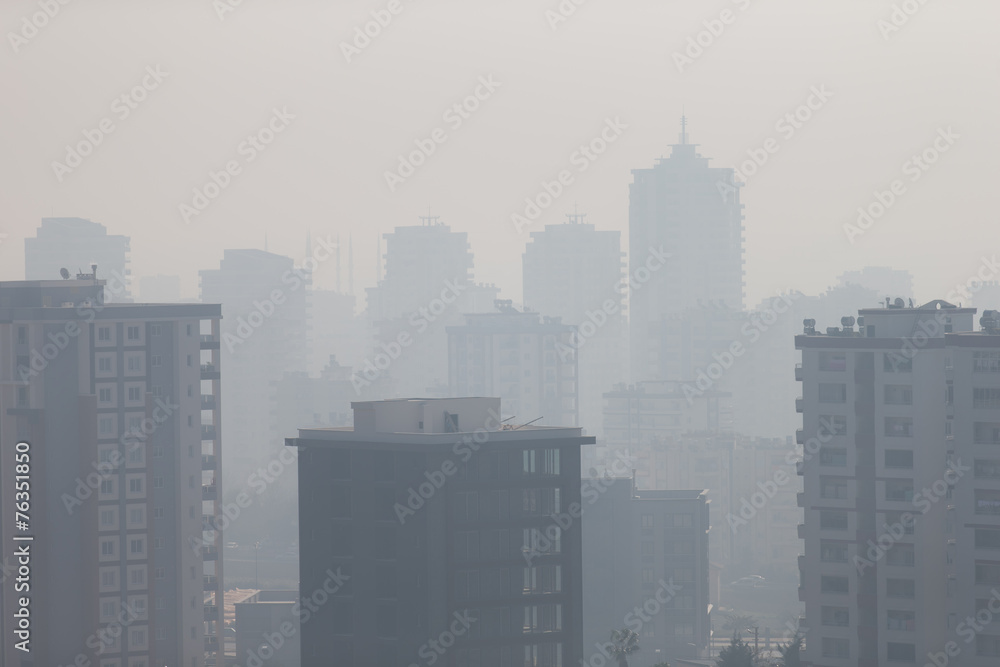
[{"left": 60, "top": 268, "right": 70, "bottom": 279}]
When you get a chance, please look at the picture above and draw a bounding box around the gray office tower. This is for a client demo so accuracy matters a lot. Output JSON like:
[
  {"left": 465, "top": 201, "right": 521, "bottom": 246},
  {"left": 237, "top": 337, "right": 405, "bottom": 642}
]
[
  {"left": 288, "top": 397, "right": 594, "bottom": 666},
  {"left": 628, "top": 119, "right": 745, "bottom": 381},
  {"left": 0, "top": 276, "right": 224, "bottom": 667}
]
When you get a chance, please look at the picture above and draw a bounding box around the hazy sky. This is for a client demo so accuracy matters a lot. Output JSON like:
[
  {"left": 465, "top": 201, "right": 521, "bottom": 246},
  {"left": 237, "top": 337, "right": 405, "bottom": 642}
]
[{"left": 2, "top": 0, "right": 997, "bottom": 307}]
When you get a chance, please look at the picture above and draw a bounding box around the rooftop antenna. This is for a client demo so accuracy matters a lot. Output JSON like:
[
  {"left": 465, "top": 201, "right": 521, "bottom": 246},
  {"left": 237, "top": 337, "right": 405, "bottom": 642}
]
[
  {"left": 348, "top": 234, "right": 354, "bottom": 296},
  {"left": 680, "top": 110, "right": 688, "bottom": 145},
  {"left": 565, "top": 203, "right": 587, "bottom": 225},
  {"left": 418, "top": 206, "right": 441, "bottom": 226},
  {"left": 512, "top": 416, "right": 544, "bottom": 430},
  {"left": 336, "top": 233, "right": 342, "bottom": 294}
]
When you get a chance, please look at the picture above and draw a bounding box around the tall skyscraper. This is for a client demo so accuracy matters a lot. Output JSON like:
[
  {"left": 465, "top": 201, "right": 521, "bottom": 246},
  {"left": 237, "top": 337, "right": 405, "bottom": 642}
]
[
  {"left": 795, "top": 299, "right": 972, "bottom": 666},
  {"left": 288, "top": 397, "right": 593, "bottom": 667},
  {"left": 448, "top": 302, "right": 579, "bottom": 427},
  {"left": 199, "top": 249, "right": 310, "bottom": 478},
  {"left": 25, "top": 217, "right": 133, "bottom": 299},
  {"left": 629, "top": 119, "right": 745, "bottom": 381},
  {"left": 522, "top": 213, "right": 626, "bottom": 434},
  {"left": 363, "top": 218, "right": 499, "bottom": 397},
  {"left": 0, "top": 275, "right": 224, "bottom": 667}
]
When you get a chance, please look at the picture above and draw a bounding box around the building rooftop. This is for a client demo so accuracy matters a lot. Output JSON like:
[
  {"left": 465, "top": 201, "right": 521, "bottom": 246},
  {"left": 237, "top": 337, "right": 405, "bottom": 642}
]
[{"left": 289, "top": 397, "right": 594, "bottom": 446}]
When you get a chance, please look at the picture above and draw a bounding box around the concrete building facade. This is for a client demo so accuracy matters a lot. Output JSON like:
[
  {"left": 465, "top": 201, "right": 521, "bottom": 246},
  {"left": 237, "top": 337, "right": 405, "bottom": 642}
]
[
  {"left": 288, "top": 397, "right": 594, "bottom": 667},
  {"left": 0, "top": 277, "right": 224, "bottom": 667}
]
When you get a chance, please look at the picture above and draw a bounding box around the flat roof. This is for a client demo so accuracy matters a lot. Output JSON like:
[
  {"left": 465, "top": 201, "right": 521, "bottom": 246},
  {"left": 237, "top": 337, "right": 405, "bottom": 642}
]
[{"left": 289, "top": 424, "right": 595, "bottom": 448}]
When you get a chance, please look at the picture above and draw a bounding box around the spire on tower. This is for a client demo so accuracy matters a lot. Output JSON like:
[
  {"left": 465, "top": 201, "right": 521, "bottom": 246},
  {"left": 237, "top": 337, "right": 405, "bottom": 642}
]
[
  {"left": 680, "top": 113, "right": 688, "bottom": 145},
  {"left": 348, "top": 234, "right": 354, "bottom": 296}
]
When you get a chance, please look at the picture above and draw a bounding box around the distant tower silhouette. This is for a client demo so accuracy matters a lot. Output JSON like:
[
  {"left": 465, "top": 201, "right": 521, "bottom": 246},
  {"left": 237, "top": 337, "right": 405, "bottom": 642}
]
[{"left": 375, "top": 232, "right": 382, "bottom": 284}]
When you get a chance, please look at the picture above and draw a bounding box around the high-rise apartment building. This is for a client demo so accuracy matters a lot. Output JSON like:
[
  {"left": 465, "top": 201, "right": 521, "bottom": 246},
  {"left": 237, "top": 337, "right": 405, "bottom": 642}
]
[
  {"left": 946, "top": 313, "right": 1000, "bottom": 665},
  {"left": 25, "top": 217, "right": 133, "bottom": 299},
  {"left": 288, "top": 397, "right": 593, "bottom": 667},
  {"left": 448, "top": 302, "right": 579, "bottom": 427},
  {"left": 200, "top": 249, "right": 309, "bottom": 478},
  {"left": 364, "top": 219, "right": 499, "bottom": 397},
  {"left": 628, "top": 121, "right": 745, "bottom": 381},
  {"left": 522, "top": 214, "right": 626, "bottom": 435},
  {"left": 795, "top": 299, "right": 974, "bottom": 666},
  {"left": 0, "top": 276, "right": 223, "bottom": 667}
]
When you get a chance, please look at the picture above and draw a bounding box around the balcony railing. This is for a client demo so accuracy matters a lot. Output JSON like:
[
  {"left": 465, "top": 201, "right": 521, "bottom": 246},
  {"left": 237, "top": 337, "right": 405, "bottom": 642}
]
[
  {"left": 201, "top": 395, "right": 217, "bottom": 410},
  {"left": 200, "top": 363, "right": 220, "bottom": 379},
  {"left": 795, "top": 398, "right": 804, "bottom": 413},
  {"left": 795, "top": 364, "right": 803, "bottom": 381},
  {"left": 203, "top": 484, "right": 217, "bottom": 501},
  {"left": 203, "top": 574, "right": 218, "bottom": 589},
  {"left": 202, "top": 454, "right": 216, "bottom": 470},
  {"left": 201, "top": 425, "right": 217, "bottom": 441},
  {"left": 200, "top": 334, "right": 220, "bottom": 350}
]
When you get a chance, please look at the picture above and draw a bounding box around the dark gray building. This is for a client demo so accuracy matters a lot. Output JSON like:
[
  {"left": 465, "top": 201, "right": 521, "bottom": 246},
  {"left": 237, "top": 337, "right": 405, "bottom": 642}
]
[
  {"left": 287, "top": 397, "right": 594, "bottom": 667},
  {"left": 583, "top": 479, "right": 711, "bottom": 663}
]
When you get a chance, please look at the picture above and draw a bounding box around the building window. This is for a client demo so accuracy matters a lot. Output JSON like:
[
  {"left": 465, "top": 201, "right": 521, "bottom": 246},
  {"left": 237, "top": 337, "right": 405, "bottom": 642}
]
[
  {"left": 884, "top": 353, "right": 912, "bottom": 372},
  {"left": 886, "top": 578, "right": 915, "bottom": 598},
  {"left": 127, "top": 386, "right": 141, "bottom": 402},
  {"left": 887, "top": 643, "right": 916, "bottom": 662},
  {"left": 974, "top": 351, "right": 1000, "bottom": 373},
  {"left": 98, "top": 356, "right": 112, "bottom": 372},
  {"left": 99, "top": 387, "right": 112, "bottom": 404},
  {"left": 151, "top": 325, "right": 162, "bottom": 336},
  {"left": 885, "top": 449, "right": 914, "bottom": 469},
  {"left": 884, "top": 384, "right": 913, "bottom": 405},
  {"left": 821, "top": 606, "right": 849, "bottom": 627},
  {"left": 821, "top": 637, "right": 850, "bottom": 659},
  {"left": 819, "top": 448, "right": 847, "bottom": 467},
  {"left": 818, "top": 383, "right": 847, "bottom": 403},
  {"left": 820, "top": 575, "right": 848, "bottom": 594},
  {"left": 820, "top": 511, "right": 848, "bottom": 530},
  {"left": 153, "top": 508, "right": 164, "bottom": 519},
  {"left": 98, "top": 326, "right": 111, "bottom": 341},
  {"left": 17, "top": 326, "right": 27, "bottom": 344},
  {"left": 127, "top": 355, "right": 142, "bottom": 372},
  {"left": 127, "top": 326, "right": 140, "bottom": 340},
  {"left": 885, "top": 479, "right": 914, "bottom": 502},
  {"left": 975, "top": 388, "right": 1000, "bottom": 409},
  {"left": 885, "top": 417, "right": 913, "bottom": 437},
  {"left": 887, "top": 610, "right": 915, "bottom": 631},
  {"left": 155, "top": 567, "right": 165, "bottom": 580},
  {"left": 99, "top": 416, "right": 114, "bottom": 435},
  {"left": 820, "top": 541, "right": 848, "bottom": 563},
  {"left": 818, "top": 351, "right": 847, "bottom": 371},
  {"left": 151, "top": 355, "right": 161, "bottom": 367}
]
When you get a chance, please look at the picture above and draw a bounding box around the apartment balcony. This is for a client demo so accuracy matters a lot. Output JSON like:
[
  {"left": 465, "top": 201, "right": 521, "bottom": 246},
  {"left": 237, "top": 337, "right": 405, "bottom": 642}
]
[
  {"left": 203, "top": 574, "right": 218, "bottom": 590},
  {"left": 798, "top": 586, "right": 805, "bottom": 602},
  {"left": 796, "top": 460, "right": 805, "bottom": 476},
  {"left": 201, "top": 395, "right": 217, "bottom": 410},
  {"left": 795, "top": 364, "right": 803, "bottom": 382},
  {"left": 201, "top": 425, "right": 217, "bottom": 441},
  {"left": 797, "top": 492, "right": 805, "bottom": 508},
  {"left": 795, "top": 398, "right": 804, "bottom": 413},
  {"left": 796, "top": 429, "right": 805, "bottom": 445},
  {"left": 203, "top": 483, "right": 217, "bottom": 501},
  {"left": 201, "top": 363, "right": 220, "bottom": 380},
  {"left": 205, "top": 635, "right": 219, "bottom": 650},
  {"left": 204, "top": 604, "right": 218, "bottom": 619},
  {"left": 200, "top": 334, "right": 220, "bottom": 350},
  {"left": 202, "top": 514, "right": 215, "bottom": 532},
  {"left": 202, "top": 545, "right": 218, "bottom": 561},
  {"left": 798, "top": 554, "right": 806, "bottom": 571},
  {"left": 202, "top": 454, "right": 216, "bottom": 470},
  {"left": 797, "top": 523, "right": 806, "bottom": 539}
]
